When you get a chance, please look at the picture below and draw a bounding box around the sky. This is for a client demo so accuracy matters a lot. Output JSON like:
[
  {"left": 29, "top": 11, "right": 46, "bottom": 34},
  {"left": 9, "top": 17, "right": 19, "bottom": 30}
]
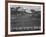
[{"left": 10, "top": 5, "right": 41, "bottom": 13}]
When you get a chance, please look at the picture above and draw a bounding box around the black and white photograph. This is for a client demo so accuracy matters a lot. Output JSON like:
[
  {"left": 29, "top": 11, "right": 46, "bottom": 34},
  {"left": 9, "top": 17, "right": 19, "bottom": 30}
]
[
  {"left": 8, "top": 2, "right": 44, "bottom": 35},
  {"left": 10, "top": 5, "right": 41, "bottom": 31}
]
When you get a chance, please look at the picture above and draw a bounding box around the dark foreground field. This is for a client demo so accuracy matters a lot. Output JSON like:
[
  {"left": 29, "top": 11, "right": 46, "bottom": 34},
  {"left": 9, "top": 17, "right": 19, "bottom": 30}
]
[{"left": 11, "top": 14, "right": 41, "bottom": 32}]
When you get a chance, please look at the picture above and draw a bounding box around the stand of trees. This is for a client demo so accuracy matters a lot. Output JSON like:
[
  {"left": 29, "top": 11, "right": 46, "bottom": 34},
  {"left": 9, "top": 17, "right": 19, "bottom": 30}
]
[
  {"left": 11, "top": 7, "right": 41, "bottom": 18},
  {"left": 31, "top": 9, "right": 41, "bottom": 18}
]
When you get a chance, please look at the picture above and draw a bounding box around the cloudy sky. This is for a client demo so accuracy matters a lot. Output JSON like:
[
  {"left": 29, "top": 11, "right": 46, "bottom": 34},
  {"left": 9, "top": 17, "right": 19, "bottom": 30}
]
[{"left": 10, "top": 5, "right": 41, "bottom": 13}]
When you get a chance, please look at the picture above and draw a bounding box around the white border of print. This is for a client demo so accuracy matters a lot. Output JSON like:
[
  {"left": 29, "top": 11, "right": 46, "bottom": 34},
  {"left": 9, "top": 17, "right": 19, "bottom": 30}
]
[{"left": 8, "top": 3, "right": 43, "bottom": 35}]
